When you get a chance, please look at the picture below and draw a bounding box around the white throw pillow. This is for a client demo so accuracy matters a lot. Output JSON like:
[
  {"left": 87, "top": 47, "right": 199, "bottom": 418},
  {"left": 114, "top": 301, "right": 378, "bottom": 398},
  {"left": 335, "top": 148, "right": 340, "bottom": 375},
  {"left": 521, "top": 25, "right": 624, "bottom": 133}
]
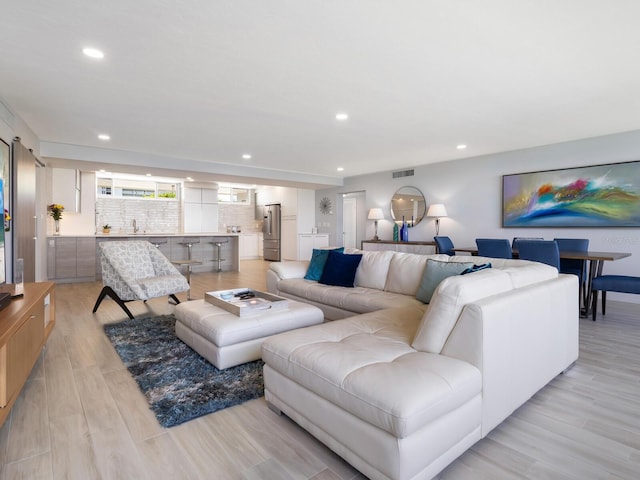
[
  {"left": 412, "top": 269, "right": 513, "bottom": 353},
  {"left": 354, "top": 250, "right": 395, "bottom": 290},
  {"left": 384, "top": 252, "right": 430, "bottom": 296}
]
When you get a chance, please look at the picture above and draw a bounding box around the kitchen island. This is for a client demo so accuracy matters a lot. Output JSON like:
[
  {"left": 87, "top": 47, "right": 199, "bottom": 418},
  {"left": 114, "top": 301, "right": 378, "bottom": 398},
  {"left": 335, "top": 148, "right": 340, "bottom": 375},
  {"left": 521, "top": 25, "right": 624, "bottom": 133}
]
[{"left": 46, "top": 233, "right": 240, "bottom": 283}]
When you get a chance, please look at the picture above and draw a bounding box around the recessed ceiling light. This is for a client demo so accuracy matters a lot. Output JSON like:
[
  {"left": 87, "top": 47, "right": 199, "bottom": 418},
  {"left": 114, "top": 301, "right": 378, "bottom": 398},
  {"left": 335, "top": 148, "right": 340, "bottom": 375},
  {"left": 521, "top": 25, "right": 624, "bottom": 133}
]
[
  {"left": 335, "top": 113, "right": 349, "bottom": 121},
  {"left": 186, "top": 177, "right": 194, "bottom": 182},
  {"left": 457, "top": 144, "right": 467, "bottom": 150},
  {"left": 146, "top": 173, "right": 152, "bottom": 177},
  {"left": 82, "top": 47, "right": 104, "bottom": 59},
  {"left": 242, "top": 154, "right": 252, "bottom": 160},
  {"left": 98, "top": 134, "right": 110, "bottom": 141},
  {"left": 337, "top": 167, "right": 344, "bottom": 172}
]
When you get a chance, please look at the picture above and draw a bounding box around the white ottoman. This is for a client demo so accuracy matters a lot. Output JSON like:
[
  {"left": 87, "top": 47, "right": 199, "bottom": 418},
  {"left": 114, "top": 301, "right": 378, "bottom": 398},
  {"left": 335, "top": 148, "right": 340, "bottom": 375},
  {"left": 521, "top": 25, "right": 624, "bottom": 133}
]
[{"left": 174, "top": 299, "right": 324, "bottom": 369}]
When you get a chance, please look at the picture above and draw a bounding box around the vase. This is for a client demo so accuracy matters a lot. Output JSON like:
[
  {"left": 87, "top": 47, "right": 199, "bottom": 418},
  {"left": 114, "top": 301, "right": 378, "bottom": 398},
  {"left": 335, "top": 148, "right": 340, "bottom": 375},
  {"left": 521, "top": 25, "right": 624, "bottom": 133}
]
[
  {"left": 54, "top": 219, "right": 60, "bottom": 235},
  {"left": 400, "top": 216, "right": 409, "bottom": 242}
]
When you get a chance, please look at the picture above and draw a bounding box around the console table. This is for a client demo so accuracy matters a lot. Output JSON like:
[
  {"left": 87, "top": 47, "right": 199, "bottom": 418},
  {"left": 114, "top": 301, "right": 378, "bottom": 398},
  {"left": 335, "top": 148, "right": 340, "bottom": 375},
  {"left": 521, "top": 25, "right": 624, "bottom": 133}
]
[
  {"left": 0, "top": 282, "right": 55, "bottom": 427},
  {"left": 361, "top": 240, "right": 437, "bottom": 255}
]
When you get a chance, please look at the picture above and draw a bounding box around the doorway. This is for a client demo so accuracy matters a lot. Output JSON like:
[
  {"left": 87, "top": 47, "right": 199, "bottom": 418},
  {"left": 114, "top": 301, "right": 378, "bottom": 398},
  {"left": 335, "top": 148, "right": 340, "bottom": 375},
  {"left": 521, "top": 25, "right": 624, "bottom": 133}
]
[{"left": 341, "top": 191, "right": 365, "bottom": 249}]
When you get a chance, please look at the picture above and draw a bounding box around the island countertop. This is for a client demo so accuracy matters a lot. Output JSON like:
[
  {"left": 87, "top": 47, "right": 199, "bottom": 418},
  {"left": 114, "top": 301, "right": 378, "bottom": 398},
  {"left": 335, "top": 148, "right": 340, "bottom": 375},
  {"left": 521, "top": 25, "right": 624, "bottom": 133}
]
[
  {"left": 47, "top": 232, "right": 242, "bottom": 238},
  {"left": 46, "top": 233, "right": 245, "bottom": 283}
]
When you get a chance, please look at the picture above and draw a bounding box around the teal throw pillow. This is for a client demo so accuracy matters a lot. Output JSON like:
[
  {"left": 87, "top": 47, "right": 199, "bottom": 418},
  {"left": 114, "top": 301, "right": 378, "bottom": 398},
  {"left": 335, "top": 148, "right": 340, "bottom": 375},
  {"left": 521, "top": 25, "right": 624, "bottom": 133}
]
[
  {"left": 416, "top": 259, "right": 474, "bottom": 304},
  {"left": 319, "top": 250, "right": 363, "bottom": 287},
  {"left": 304, "top": 247, "right": 344, "bottom": 281},
  {"left": 461, "top": 263, "right": 492, "bottom": 275}
]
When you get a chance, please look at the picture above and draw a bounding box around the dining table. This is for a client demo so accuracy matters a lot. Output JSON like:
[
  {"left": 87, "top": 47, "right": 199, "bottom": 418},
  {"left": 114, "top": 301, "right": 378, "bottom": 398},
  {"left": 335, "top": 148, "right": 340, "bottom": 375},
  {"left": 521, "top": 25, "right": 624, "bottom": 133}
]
[{"left": 452, "top": 247, "right": 632, "bottom": 317}]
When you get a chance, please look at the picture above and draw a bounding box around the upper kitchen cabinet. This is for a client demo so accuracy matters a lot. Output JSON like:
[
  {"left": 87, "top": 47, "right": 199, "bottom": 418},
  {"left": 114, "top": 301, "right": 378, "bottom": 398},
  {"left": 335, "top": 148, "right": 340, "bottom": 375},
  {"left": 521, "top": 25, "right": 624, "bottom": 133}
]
[
  {"left": 184, "top": 186, "right": 219, "bottom": 233},
  {"left": 51, "top": 168, "right": 80, "bottom": 213},
  {"left": 256, "top": 186, "right": 314, "bottom": 222}
]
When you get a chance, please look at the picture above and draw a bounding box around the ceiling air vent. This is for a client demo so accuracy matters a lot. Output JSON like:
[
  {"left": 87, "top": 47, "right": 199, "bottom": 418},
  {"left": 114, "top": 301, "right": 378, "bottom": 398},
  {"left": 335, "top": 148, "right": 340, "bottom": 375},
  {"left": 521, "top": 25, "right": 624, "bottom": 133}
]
[{"left": 392, "top": 169, "right": 414, "bottom": 179}]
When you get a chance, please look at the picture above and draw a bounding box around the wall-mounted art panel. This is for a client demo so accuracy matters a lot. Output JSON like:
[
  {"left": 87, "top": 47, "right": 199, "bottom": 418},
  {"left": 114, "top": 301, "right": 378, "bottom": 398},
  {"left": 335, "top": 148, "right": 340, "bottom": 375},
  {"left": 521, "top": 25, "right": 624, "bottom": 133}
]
[{"left": 503, "top": 161, "right": 640, "bottom": 227}]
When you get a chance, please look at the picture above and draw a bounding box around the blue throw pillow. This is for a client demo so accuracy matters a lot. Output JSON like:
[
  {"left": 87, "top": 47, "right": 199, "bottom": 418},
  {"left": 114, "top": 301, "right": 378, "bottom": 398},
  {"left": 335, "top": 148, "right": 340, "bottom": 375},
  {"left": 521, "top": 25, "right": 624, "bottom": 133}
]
[
  {"left": 416, "top": 259, "right": 474, "bottom": 304},
  {"left": 304, "top": 247, "right": 344, "bottom": 281},
  {"left": 461, "top": 263, "right": 492, "bottom": 275},
  {"left": 319, "top": 250, "right": 363, "bottom": 287}
]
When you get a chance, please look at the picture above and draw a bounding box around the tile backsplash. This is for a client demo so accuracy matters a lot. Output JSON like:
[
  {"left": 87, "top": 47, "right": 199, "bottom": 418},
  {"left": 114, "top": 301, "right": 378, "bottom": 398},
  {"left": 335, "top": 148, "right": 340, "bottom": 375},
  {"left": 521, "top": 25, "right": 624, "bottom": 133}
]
[
  {"left": 218, "top": 204, "right": 263, "bottom": 232},
  {"left": 96, "top": 198, "right": 180, "bottom": 234},
  {"left": 96, "top": 198, "right": 261, "bottom": 234}
]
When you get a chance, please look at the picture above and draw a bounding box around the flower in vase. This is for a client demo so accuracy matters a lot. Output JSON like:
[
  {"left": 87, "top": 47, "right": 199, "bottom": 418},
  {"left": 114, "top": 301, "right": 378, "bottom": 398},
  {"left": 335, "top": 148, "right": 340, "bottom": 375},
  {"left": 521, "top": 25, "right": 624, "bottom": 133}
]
[
  {"left": 3, "top": 209, "right": 10, "bottom": 232},
  {"left": 48, "top": 203, "right": 65, "bottom": 221}
]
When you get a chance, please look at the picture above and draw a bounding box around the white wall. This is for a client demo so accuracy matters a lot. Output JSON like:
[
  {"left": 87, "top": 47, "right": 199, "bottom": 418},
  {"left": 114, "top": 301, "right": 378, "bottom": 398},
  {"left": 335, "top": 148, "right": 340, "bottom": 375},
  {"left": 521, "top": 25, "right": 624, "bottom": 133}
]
[{"left": 318, "top": 130, "right": 640, "bottom": 304}]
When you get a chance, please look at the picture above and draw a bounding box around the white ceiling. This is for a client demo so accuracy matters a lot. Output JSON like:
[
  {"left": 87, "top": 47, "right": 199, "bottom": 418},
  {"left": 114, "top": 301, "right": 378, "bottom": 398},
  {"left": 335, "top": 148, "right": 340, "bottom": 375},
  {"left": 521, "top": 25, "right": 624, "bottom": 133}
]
[{"left": 2, "top": 1, "right": 640, "bottom": 188}]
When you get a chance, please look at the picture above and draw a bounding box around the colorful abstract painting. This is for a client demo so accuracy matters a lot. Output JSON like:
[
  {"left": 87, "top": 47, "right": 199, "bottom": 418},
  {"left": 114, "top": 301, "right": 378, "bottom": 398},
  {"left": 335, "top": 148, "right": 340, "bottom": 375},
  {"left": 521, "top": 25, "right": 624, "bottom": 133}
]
[{"left": 503, "top": 161, "right": 640, "bottom": 227}]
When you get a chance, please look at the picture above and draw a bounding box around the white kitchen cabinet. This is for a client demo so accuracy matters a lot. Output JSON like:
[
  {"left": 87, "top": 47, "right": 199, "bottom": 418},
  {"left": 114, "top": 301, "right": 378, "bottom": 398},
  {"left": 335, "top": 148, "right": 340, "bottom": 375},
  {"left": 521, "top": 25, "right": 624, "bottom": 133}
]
[
  {"left": 298, "top": 234, "right": 329, "bottom": 261},
  {"left": 183, "top": 203, "right": 202, "bottom": 233},
  {"left": 184, "top": 186, "right": 219, "bottom": 233},
  {"left": 201, "top": 188, "right": 217, "bottom": 204},
  {"left": 184, "top": 187, "right": 201, "bottom": 203},
  {"left": 239, "top": 233, "right": 259, "bottom": 259},
  {"left": 200, "top": 204, "right": 219, "bottom": 232},
  {"left": 281, "top": 218, "right": 297, "bottom": 260}
]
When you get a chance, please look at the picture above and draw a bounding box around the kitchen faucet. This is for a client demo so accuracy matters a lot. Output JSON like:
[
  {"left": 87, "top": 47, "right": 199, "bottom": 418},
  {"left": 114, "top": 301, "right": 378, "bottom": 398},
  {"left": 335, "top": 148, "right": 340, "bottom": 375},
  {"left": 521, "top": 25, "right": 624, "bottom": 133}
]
[{"left": 132, "top": 219, "right": 139, "bottom": 233}]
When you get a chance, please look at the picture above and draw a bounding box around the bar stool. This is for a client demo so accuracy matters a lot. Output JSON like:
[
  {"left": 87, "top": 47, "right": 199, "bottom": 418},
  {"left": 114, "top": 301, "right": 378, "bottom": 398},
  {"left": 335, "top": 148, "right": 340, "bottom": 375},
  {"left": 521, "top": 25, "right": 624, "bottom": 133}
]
[
  {"left": 210, "top": 239, "right": 228, "bottom": 272},
  {"left": 149, "top": 237, "right": 168, "bottom": 248},
  {"left": 173, "top": 238, "right": 202, "bottom": 300},
  {"left": 180, "top": 237, "right": 200, "bottom": 261}
]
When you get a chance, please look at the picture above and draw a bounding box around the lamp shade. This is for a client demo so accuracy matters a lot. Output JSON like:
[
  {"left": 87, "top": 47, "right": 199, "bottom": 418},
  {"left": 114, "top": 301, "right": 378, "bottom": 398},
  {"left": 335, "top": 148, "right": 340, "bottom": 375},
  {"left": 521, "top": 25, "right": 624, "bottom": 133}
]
[
  {"left": 427, "top": 204, "right": 447, "bottom": 218},
  {"left": 367, "top": 208, "right": 385, "bottom": 220}
]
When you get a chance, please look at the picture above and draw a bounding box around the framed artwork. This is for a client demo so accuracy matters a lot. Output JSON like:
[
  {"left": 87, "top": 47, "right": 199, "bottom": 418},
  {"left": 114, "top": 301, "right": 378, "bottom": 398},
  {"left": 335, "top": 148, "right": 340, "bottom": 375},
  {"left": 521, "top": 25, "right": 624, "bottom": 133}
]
[
  {"left": 503, "top": 160, "right": 640, "bottom": 227},
  {"left": 0, "top": 138, "right": 8, "bottom": 284}
]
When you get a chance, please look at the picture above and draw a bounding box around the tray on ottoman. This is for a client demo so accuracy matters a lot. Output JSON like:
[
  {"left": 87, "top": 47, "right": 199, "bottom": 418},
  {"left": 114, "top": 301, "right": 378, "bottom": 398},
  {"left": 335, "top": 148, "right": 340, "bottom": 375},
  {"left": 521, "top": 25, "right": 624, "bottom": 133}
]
[{"left": 205, "top": 288, "right": 289, "bottom": 317}]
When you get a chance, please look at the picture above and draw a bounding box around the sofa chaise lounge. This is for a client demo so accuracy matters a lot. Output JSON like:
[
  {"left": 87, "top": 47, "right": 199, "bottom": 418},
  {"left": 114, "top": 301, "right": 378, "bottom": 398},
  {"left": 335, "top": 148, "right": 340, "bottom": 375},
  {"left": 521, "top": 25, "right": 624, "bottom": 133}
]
[{"left": 263, "top": 250, "right": 579, "bottom": 480}]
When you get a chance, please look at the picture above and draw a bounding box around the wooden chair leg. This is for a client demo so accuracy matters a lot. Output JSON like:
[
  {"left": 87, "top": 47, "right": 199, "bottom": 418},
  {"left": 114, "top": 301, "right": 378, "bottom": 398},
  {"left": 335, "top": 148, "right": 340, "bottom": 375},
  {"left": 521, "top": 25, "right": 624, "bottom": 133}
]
[{"left": 92, "top": 286, "right": 135, "bottom": 320}]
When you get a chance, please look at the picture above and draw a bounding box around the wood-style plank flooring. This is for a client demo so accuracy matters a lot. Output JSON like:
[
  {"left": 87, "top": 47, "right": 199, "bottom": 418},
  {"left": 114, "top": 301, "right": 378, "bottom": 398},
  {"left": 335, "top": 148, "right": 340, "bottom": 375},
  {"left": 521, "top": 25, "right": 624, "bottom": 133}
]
[{"left": 1, "top": 259, "right": 639, "bottom": 479}]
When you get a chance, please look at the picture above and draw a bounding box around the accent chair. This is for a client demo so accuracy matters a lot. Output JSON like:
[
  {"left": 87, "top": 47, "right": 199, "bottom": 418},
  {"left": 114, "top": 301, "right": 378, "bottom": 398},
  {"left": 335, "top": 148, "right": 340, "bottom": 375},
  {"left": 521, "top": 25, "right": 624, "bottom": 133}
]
[{"left": 93, "top": 240, "right": 189, "bottom": 319}]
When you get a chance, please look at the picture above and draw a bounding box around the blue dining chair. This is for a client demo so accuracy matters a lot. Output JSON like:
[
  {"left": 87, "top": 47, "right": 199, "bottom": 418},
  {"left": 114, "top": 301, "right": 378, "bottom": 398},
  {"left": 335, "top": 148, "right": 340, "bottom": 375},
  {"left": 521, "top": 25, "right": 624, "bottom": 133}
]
[
  {"left": 517, "top": 240, "right": 560, "bottom": 269},
  {"left": 434, "top": 236, "right": 455, "bottom": 256},
  {"left": 555, "top": 238, "right": 589, "bottom": 307},
  {"left": 591, "top": 275, "right": 640, "bottom": 321},
  {"left": 512, "top": 237, "right": 543, "bottom": 249},
  {"left": 475, "top": 238, "right": 512, "bottom": 259}
]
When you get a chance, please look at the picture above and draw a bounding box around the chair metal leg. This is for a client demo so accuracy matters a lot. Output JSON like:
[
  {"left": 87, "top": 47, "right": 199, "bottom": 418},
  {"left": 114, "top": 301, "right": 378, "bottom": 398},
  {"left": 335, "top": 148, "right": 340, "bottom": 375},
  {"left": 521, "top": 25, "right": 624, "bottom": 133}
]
[
  {"left": 602, "top": 291, "right": 607, "bottom": 316},
  {"left": 92, "top": 286, "right": 135, "bottom": 320},
  {"left": 591, "top": 290, "right": 598, "bottom": 321},
  {"left": 169, "top": 294, "right": 181, "bottom": 305}
]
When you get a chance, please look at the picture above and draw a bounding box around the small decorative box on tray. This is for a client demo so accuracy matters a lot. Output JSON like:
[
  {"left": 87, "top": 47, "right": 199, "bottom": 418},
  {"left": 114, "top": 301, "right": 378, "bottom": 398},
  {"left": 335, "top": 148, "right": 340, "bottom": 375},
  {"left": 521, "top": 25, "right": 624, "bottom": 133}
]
[{"left": 205, "top": 288, "right": 289, "bottom": 317}]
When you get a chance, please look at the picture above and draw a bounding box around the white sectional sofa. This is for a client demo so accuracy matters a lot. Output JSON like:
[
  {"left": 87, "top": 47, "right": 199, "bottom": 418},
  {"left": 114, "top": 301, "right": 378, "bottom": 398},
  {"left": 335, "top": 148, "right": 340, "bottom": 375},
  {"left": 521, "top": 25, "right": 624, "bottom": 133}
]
[{"left": 263, "top": 250, "right": 579, "bottom": 480}]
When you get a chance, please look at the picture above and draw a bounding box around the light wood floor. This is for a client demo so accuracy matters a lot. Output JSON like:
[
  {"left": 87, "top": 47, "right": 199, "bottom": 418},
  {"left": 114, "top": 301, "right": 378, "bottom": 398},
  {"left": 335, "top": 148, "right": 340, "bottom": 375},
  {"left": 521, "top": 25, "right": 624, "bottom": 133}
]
[{"left": 1, "top": 259, "right": 639, "bottom": 479}]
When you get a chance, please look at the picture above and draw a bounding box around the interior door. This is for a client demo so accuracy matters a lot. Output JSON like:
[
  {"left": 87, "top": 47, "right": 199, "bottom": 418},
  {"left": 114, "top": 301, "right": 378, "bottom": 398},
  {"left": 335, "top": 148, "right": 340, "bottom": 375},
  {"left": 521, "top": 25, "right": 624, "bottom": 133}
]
[
  {"left": 342, "top": 197, "right": 357, "bottom": 249},
  {"left": 12, "top": 139, "right": 36, "bottom": 283}
]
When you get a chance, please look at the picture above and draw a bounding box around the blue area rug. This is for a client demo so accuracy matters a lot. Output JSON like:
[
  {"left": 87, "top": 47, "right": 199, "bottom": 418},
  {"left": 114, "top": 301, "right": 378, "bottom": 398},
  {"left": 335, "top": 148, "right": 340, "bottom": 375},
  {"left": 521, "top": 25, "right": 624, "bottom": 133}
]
[{"left": 103, "top": 314, "right": 264, "bottom": 428}]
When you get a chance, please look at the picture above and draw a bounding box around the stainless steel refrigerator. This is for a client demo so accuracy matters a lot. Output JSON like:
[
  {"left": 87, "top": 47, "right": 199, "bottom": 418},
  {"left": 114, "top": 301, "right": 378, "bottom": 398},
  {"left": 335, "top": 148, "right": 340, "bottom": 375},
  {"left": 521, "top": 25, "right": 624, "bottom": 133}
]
[{"left": 262, "top": 203, "right": 281, "bottom": 261}]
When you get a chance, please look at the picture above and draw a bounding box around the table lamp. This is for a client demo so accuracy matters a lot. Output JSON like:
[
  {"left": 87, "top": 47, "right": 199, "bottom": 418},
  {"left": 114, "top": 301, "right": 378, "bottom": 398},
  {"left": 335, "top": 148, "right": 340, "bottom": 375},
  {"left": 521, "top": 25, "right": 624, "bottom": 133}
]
[
  {"left": 426, "top": 204, "right": 447, "bottom": 235},
  {"left": 367, "top": 208, "right": 384, "bottom": 241}
]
